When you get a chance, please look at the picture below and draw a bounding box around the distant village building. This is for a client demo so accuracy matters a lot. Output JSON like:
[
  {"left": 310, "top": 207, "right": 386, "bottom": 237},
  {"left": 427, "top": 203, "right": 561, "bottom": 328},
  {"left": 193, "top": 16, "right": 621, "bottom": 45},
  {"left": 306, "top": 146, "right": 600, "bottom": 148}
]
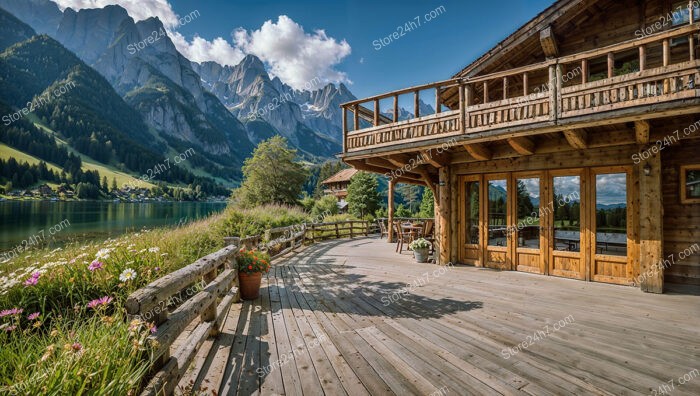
[{"left": 320, "top": 168, "right": 358, "bottom": 213}]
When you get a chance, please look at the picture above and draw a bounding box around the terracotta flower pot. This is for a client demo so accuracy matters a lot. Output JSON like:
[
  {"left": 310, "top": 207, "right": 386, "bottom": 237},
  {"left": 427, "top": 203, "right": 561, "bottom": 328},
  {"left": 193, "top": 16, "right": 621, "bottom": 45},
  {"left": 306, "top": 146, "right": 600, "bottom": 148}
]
[{"left": 239, "top": 271, "right": 263, "bottom": 300}]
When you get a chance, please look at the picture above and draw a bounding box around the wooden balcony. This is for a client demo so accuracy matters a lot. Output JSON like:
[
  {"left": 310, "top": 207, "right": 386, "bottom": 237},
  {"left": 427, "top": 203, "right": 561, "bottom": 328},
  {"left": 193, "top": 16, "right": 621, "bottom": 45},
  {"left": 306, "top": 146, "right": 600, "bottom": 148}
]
[{"left": 342, "top": 23, "right": 700, "bottom": 156}]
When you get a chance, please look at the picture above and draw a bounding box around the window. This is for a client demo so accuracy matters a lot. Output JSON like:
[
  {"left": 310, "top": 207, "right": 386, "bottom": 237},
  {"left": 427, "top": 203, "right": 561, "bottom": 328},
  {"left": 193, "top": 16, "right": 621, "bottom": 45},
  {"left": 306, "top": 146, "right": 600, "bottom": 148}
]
[
  {"left": 595, "top": 173, "right": 628, "bottom": 257},
  {"left": 487, "top": 179, "right": 507, "bottom": 246},
  {"left": 681, "top": 165, "right": 700, "bottom": 203},
  {"left": 672, "top": 1, "right": 700, "bottom": 26},
  {"left": 516, "top": 178, "right": 540, "bottom": 249},
  {"left": 553, "top": 176, "right": 581, "bottom": 252},
  {"left": 465, "top": 181, "right": 480, "bottom": 244}
]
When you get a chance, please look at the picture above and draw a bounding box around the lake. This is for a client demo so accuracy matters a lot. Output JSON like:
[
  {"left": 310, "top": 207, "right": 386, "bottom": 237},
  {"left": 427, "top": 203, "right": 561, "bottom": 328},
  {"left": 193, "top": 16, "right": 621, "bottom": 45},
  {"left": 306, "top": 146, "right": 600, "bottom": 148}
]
[{"left": 0, "top": 201, "right": 228, "bottom": 252}]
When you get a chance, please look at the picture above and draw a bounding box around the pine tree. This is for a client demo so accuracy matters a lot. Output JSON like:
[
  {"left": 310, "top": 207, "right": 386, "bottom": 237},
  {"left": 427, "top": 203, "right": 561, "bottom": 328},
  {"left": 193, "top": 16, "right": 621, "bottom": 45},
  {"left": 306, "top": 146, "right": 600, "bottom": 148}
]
[
  {"left": 347, "top": 171, "right": 380, "bottom": 218},
  {"left": 111, "top": 177, "right": 118, "bottom": 192}
]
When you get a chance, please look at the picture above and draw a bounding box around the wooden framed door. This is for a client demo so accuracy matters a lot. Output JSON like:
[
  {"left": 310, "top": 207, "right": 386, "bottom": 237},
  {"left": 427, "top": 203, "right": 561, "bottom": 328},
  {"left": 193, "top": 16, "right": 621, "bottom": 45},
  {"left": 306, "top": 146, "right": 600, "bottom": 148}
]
[
  {"left": 459, "top": 175, "right": 482, "bottom": 266},
  {"left": 483, "top": 174, "right": 511, "bottom": 270},
  {"left": 547, "top": 170, "right": 586, "bottom": 280},
  {"left": 589, "top": 166, "right": 636, "bottom": 284},
  {"left": 512, "top": 172, "right": 547, "bottom": 274}
]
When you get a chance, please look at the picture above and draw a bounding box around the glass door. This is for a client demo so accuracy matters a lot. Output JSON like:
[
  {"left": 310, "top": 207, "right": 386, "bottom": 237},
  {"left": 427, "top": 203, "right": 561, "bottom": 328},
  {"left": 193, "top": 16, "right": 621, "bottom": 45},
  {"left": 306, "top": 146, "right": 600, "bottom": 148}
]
[
  {"left": 460, "top": 176, "right": 481, "bottom": 265},
  {"left": 590, "top": 167, "right": 633, "bottom": 284},
  {"left": 484, "top": 175, "right": 510, "bottom": 270},
  {"left": 513, "top": 173, "right": 545, "bottom": 274},
  {"left": 548, "top": 170, "right": 586, "bottom": 280}
]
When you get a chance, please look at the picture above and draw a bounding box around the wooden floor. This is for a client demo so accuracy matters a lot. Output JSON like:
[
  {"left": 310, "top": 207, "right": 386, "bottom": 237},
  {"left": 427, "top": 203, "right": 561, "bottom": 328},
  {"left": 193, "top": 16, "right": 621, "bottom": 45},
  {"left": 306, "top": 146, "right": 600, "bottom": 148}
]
[{"left": 177, "top": 237, "right": 700, "bottom": 396}]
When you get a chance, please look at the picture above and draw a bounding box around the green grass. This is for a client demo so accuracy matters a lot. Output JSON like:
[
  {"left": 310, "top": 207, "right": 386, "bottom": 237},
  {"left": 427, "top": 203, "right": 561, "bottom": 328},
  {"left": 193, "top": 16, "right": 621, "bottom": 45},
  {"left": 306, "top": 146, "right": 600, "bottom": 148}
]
[
  {"left": 0, "top": 143, "right": 63, "bottom": 174},
  {"left": 0, "top": 204, "right": 312, "bottom": 394}
]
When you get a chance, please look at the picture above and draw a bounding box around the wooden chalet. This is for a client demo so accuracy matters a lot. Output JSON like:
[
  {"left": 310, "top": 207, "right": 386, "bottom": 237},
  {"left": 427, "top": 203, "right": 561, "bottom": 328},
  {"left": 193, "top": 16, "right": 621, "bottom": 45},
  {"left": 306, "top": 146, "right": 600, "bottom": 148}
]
[
  {"left": 320, "top": 168, "right": 358, "bottom": 201},
  {"left": 340, "top": 0, "right": 700, "bottom": 293}
]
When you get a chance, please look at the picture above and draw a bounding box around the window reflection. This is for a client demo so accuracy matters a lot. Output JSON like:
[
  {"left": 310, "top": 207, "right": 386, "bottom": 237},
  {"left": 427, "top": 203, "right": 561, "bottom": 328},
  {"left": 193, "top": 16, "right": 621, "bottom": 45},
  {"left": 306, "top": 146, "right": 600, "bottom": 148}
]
[{"left": 488, "top": 180, "right": 507, "bottom": 246}]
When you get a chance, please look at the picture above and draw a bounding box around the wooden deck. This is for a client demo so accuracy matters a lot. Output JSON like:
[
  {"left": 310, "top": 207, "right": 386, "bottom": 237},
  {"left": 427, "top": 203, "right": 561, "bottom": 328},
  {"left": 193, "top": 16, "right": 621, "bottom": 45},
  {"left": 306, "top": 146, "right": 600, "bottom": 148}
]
[{"left": 178, "top": 237, "right": 700, "bottom": 395}]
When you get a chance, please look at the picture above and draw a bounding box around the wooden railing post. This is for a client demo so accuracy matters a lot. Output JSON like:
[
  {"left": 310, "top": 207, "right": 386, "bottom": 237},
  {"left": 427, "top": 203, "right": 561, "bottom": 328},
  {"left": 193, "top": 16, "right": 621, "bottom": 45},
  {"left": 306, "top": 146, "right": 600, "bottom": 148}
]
[
  {"left": 483, "top": 81, "right": 489, "bottom": 104},
  {"left": 459, "top": 84, "right": 466, "bottom": 132},
  {"left": 342, "top": 106, "right": 347, "bottom": 152},
  {"left": 335, "top": 223, "right": 340, "bottom": 239},
  {"left": 388, "top": 180, "right": 395, "bottom": 243},
  {"left": 639, "top": 45, "right": 646, "bottom": 71},
  {"left": 414, "top": 90, "right": 420, "bottom": 118},
  {"left": 435, "top": 87, "right": 442, "bottom": 114},
  {"left": 503, "top": 77, "right": 509, "bottom": 100},
  {"left": 556, "top": 64, "right": 563, "bottom": 119},
  {"left": 353, "top": 104, "right": 359, "bottom": 131},
  {"left": 373, "top": 99, "right": 380, "bottom": 126},
  {"left": 465, "top": 84, "right": 473, "bottom": 130},
  {"left": 548, "top": 65, "right": 557, "bottom": 121},
  {"left": 350, "top": 221, "right": 355, "bottom": 238},
  {"left": 393, "top": 95, "right": 399, "bottom": 122},
  {"left": 607, "top": 52, "right": 615, "bottom": 78},
  {"left": 581, "top": 59, "right": 588, "bottom": 84},
  {"left": 523, "top": 73, "right": 529, "bottom": 95},
  {"left": 662, "top": 39, "right": 670, "bottom": 67}
]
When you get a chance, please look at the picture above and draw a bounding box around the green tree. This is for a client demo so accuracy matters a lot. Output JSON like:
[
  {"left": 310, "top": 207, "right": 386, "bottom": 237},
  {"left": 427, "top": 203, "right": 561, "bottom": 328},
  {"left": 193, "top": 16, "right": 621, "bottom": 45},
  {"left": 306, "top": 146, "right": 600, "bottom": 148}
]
[
  {"left": 347, "top": 171, "right": 380, "bottom": 218},
  {"left": 418, "top": 189, "right": 435, "bottom": 218},
  {"left": 312, "top": 195, "right": 340, "bottom": 217},
  {"left": 398, "top": 184, "right": 421, "bottom": 213},
  {"left": 101, "top": 176, "right": 108, "bottom": 191},
  {"left": 396, "top": 204, "right": 413, "bottom": 217},
  {"left": 111, "top": 177, "right": 118, "bottom": 192},
  {"left": 235, "top": 136, "right": 308, "bottom": 208}
]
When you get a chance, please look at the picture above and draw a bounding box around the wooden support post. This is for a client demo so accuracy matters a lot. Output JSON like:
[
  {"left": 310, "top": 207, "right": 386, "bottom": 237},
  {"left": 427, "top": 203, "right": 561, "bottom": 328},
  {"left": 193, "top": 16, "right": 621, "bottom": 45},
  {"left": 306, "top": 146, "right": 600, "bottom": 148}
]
[
  {"left": 438, "top": 166, "right": 451, "bottom": 265},
  {"left": 459, "top": 84, "right": 466, "bottom": 132},
  {"left": 607, "top": 52, "right": 615, "bottom": 78},
  {"left": 388, "top": 179, "right": 395, "bottom": 243},
  {"left": 663, "top": 39, "right": 670, "bottom": 67},
  {"left": 350, "top": 221, "right": 354, "bottom": 238},
  {"left": 639, "top": 151, "right": 664, "bottom": 293},
  {"left": 335, "top": 223, "right": 340, "bottom": 239},
  {"left": 483, "top": 81, "right": 489, "bottom": 104},
  {"left": 639, "top": 45, "right": 646, "bottom": 72},
  {"left": 373, "top": 99, "right": 380, "bottom": 126},
  {"left": 523, "top": 73, "right": 529, "bottom": 96},
  {"left": 342, "top": 107, "right": 347, "bottom": 152},
  {"left": 690, "top": 34, "right": 696, "bottom": 61},
  {"left": 581, "top": 59, "right": 588, "bottom": 84},
  {"left": 548, "top": 65, "right": 557, "bottom": 121},
  {"left": 202, "top": 268, "right": 218, "bottom": 335},
  {"left": 393, "top": 95, "right": 399, "bottom": 122},
  {"left": 435, "top": 87, "right": 442, "bottom": 114},
  {"left": 503, "top": 77, "right": 508, "bottom": 100},
  {"left": 353, "top": 104, "right": 359, "bottom": 131},
  {"left": 465, "top": 84, "right": 474, "bottom": 130},
  {"left": 414, "top": 90, "right": 420, "bottom": 118}
]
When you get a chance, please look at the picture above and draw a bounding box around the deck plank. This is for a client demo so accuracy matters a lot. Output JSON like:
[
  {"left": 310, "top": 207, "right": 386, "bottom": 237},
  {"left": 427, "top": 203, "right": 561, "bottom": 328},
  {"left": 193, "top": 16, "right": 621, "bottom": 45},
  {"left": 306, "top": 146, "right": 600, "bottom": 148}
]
[{"left": 182, "top": 237, "right": 700, "bottom": 396}]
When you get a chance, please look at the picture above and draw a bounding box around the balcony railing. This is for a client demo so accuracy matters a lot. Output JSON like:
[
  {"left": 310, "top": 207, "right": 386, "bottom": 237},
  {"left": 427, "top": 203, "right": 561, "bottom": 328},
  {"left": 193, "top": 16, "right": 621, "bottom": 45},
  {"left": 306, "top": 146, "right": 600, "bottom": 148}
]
[{"left": 342, "top": 23, "right": 700, "bottom": 154}]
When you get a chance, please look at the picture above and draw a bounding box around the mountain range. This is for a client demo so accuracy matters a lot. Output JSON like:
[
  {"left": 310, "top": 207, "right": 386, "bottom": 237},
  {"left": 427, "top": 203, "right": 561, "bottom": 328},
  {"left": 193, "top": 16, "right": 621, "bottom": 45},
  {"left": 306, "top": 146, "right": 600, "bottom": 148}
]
[{"left": 0, "top": 0, "right": 431, "bottom": 189}]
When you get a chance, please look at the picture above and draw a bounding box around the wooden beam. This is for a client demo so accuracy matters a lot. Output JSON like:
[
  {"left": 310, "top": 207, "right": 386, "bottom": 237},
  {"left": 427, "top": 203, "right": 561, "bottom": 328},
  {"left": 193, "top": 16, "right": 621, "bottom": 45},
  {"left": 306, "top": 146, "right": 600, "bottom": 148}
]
[
  {"left": 459, "top": 85, "right": 466, "bottom": 132},
  {"left": 522, "top": 73, "right": 529, "bottom": 96},
  {"left": 562, "top": 129, "right": 588, "bottom": 149},
  {"left": 416, "top": 168, "right": 437, "bottom": 195},
  {"left": 373, "top": 99, "right": 380, "bottom": 126},
  {"left": 639, "top": 152, "right": 664, "bottom": 293},
  {"left": 539, "top": 26, "right": 559, "bottom": 58},
  {"left": 663, "top": 39, "right": 670, "bottom": 67},
  {"left": 346, "top": 160, "right": 423, "bottom": 181},
  {"left": 435, "top": 87, "right": 442, "bottom": 114},
  {"left": 634, "top": 120, "right": 650, "bottom": 144},
  {"left": 424, "top": 151, "right": 451, "bottom": 168},
  {"left": 393, "top": 95, "right": 399, "bottom": 122},
  {"left": 503, "top": 77, "right": 509, "bottom": 100},
  {"left": 483, "top": 81, "right": 489, "bottom": 103},
  {"left": 353, "top": 104, "right": 359, "bottom": 131},
  {"left": 437, "top": 166, "right": 451, "bottom": 265},
  {"left": 388, "top": 179, "right": 395, "bottom": 243},
  {"left": 581, "top": 59, "right": 588, "bottom": 84},
  {"left": 639, "top": 45, "right": 646, "bottom": 71},
  {"left": 414, "top": 90, "right": 420, "bottom": 118},
  {"left": 607, "top": 52, "right": 614, "bottom": 79},
  {"left": 507, "top": 136, "right": 536, "bottom": 155},
  {"left": 463, "top": 143, "right": 492, "bottom": 161}
]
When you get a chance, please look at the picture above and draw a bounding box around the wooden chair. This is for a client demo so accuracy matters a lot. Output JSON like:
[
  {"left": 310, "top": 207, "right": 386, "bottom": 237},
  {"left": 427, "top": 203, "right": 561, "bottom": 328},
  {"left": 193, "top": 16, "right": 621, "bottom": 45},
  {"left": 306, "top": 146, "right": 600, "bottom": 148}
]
[
  {"left": 422, "top": 220, "right": 436, "bottom": 253},
  {"left": 393, "top": 221, "right": 412, "bottom": 253},
  {"left": 378, "top": 219, "right": 388, "bottom": 239}
]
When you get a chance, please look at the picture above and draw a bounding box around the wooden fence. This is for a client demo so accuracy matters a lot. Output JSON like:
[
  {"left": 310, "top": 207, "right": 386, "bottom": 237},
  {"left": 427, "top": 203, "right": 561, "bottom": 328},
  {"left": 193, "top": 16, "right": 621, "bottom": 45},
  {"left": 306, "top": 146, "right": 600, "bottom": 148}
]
[{"left": 126, "top": 220, "right": 379, "bottom": 395}]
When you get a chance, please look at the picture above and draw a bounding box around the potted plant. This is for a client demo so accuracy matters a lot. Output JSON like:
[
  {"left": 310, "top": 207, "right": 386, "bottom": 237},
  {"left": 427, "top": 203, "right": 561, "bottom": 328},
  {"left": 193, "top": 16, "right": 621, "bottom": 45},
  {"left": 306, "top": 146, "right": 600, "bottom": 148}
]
[
  {"left": 409, "top": 238, "right": 431, "bottom": 263},
  {"left": 237, "top": 249, "right": 271, "bottom": 300}
]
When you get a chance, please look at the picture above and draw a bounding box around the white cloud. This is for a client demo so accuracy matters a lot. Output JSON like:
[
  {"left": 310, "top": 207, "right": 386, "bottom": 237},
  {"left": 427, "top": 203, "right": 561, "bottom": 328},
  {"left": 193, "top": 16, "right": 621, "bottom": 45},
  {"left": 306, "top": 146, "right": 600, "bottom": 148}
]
[
  {"left": 233, "top": 16, "right": 351, "bottom": 90},
  {"left": 52, "top": 1, "right": 352, "bottom": 90}
]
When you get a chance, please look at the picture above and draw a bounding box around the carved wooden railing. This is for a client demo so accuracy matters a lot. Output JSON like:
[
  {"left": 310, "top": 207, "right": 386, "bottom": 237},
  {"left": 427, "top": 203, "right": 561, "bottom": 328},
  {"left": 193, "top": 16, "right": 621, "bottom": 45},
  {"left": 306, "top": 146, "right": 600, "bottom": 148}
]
[
  {"left": 126, "top": 243, "right": 241, "bottom": 396},
  {"left": 342, "top": 22, "right": 700, "bottom": 153}
]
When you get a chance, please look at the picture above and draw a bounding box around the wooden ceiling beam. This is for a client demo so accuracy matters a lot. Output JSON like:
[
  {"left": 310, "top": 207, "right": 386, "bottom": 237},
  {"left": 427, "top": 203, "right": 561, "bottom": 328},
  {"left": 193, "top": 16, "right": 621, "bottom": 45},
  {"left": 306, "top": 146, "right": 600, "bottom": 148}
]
[
  {"left": 634, "top": 120, "right": 650, "bottom": 144},
  {"left": 507, "top": 136, "right": 536, "bottom": 155},
  {"left": 416, "top": 168, "right": 437, "bottom": 195},
  {"left": 562, "top": 128, "right": 588, "bottom": 149},
  {"left": 347, "top": 159, "right": 423, "bottom": 181},
  {"left": 539, "top": 25, "right": 559, "bottom": 58},
  {"left": 463, "top": 143, "right": 493, "bottom": 161}
]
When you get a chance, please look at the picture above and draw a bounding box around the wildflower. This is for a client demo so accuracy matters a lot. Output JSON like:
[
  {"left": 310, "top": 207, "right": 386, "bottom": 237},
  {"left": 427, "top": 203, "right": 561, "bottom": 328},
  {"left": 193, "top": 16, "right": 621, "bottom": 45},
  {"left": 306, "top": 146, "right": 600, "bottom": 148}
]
[
  {"left": 5, "top": 325, "right": 17, "bottom": 332},
  {"left": 33, "top": 321, "right": 42, "bottom": 328},
  {"left": 119, "top": 268, "right": 137, "bottom": 282},
  {"left": 149, "top": 324, "right": 157, "bottom": 334},
  {"left": 71, "top": 342, "right": 82, "bottom": 353},
  {"left": 27, "top": 312, "right": 40, "bottom": 321},
  {"left": 24, "top": 271, "right": 41, "bottom": 287},
  {"left": 0, "top": 308, "right": 23, "bottom": 318},
  {"left": 88, "top": 260, "right": 104, "bottom": 271},
  {"left": 95, "top": 248, "right": 113, "bottom": 260},
  {"left": 148, "top": 247, "right": 160, "bottom": 253},
  {"left": 128, "top": 319, "right": 142, "bottom": 332},
  {"left": 87, "top": 296, "right": 113, "bottom": 309},
  {"left": 41, "top": 344, "right": 55, "bottom": 362},
  {"left": 154, "top": 267, "right": 161, "bottom": 272}
]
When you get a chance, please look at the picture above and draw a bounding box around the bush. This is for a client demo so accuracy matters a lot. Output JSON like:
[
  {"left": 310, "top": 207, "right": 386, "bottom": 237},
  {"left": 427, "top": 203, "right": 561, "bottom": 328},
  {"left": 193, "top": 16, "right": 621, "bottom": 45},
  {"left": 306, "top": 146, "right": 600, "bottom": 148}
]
[{"left": 311, "top": 195, "right": 339, "bottom": 218}]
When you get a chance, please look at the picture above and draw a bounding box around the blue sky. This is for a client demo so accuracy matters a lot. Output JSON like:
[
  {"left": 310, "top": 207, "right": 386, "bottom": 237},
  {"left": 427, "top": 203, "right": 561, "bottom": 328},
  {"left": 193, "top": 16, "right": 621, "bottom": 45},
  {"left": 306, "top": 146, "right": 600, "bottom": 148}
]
[{"left": 168, "top": 0, "right": 555, "bottom": 98}]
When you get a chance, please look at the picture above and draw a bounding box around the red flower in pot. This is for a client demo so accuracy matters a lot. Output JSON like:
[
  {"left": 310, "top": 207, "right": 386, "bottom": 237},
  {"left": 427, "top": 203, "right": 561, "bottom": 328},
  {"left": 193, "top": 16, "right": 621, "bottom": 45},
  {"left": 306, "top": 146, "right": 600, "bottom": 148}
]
[{"left": 237, "top": 249, "right": 271, "bottom": 300}]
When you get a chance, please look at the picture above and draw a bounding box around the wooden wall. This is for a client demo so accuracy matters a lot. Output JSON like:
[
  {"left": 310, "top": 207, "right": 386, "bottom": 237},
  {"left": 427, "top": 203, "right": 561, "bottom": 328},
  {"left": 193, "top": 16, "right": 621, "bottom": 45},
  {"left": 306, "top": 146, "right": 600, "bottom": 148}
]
[{"left": 662, "top": 140, "right": 700, "bottom": 286}]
